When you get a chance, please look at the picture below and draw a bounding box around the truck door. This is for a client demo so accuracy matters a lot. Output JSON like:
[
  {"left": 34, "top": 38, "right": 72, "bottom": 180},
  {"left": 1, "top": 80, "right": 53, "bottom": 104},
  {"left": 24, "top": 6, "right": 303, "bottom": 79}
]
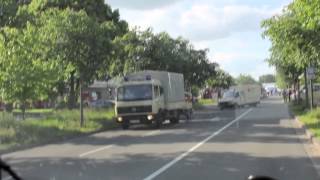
[
  {"left": 154, "top": 85, "right": 164, "bottom": 112},
  {"left": 239, "top": 91, "right": 245, "bottom": 105}
]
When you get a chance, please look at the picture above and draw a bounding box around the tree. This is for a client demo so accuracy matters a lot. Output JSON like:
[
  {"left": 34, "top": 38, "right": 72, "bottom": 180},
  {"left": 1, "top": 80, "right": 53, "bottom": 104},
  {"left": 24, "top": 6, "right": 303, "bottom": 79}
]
[
  {"left": 236, "top": 74, "right": 257, "bottom": 85},
  {"left": 111, "top": 28, "right": 217, "bottom": 89},
  {"left": 275, "top": 69, "right": 289, "bottom": 89},
  {"left": 261, "top": 0, "right": 320, "bottom": 103},
  {"left": 206, "top": 69, "right": 234, "bottom": 88},
  {"left": 259, "top": 74, "right": 275, "bottom": 83},
  {"left": 0, "top": 24, "right": 61, "bottom": 119}
]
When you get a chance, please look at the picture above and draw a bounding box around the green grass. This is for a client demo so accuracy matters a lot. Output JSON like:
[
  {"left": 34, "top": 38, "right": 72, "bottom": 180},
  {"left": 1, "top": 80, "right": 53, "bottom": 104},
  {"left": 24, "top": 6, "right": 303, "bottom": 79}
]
[
  {"left": 12, "top": 108, "right": 53, "bottom": 113},
  {"left": 193, "top": 98, "right": 217, "bottom": 110},
  {"left": 0, "top": 108, "right": 115, "bottom": 151},
  {"left": 198, "top": 98, "right": 216, "bottom": 105},
  {"left": 289, "top": 102, "right": 307, "bottom": 116},
  {"left": 290, "top": 102, "right": 320, "bottom": 138}
]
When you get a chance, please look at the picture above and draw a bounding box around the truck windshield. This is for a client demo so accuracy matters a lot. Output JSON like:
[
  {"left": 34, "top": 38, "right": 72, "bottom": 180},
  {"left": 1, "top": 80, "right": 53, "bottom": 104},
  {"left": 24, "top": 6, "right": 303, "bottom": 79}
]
[
  {"left": 223, "top": 91, "right": 235, "bottom": 98},
  {"left": 117, "top": 85, "right": 153, "bottom": 101}
]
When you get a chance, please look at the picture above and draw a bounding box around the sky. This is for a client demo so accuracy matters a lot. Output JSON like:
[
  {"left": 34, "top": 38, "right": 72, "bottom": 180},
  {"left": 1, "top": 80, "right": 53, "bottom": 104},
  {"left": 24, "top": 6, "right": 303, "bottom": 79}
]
[{"left": 106, "top": 0, "right": 292, "bottom": 79}]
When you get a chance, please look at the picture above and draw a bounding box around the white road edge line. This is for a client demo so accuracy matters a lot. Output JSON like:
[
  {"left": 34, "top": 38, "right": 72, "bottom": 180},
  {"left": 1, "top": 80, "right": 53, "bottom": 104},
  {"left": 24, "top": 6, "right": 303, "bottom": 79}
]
[
  {"left": 144, "top": 130, "right": 161, "bottom": 137},
  {"left": 79, "top": 145, "right": 114, "bottom": 157},
  {"left": 189, "top": 117, "right": 220, "bottom": 123},
  {"left": 143, "top": 108, "right": 253, "bottom": 180}
]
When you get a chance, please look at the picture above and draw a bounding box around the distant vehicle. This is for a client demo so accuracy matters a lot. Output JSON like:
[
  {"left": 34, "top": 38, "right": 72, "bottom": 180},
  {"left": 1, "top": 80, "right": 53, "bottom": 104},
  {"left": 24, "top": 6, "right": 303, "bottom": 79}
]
[
  {"left": 261, "top": 88, "right": 267, "bottom": 99},
  {"left": 89, "top": 99, "right": 113, "bottom": 108},
  {"left": 115, "top": 70, "right": 192, "bottom": 129},
  {"left": 218, "top": 85, "right": 261, "bottom": 109}
]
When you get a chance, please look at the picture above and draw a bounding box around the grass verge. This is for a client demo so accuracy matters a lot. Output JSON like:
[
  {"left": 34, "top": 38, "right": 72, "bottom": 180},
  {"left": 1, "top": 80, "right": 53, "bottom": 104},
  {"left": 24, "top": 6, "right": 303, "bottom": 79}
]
[
  {"left": 12, "top": 108, "right": 53, "bottom": 113},
  {"left": 289, "top": 102, "right": 320, "bottom": 138},
  {"left": 0, "top": 108, "right": 115, "bottom": 152},
  {"left": 193, "top": 98, "right": 217, "bottom": 110}
]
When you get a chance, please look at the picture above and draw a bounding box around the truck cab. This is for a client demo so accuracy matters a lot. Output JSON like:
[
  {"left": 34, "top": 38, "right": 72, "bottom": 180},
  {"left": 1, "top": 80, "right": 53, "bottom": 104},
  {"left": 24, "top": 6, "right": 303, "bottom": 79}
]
[
  {"left": 115, "top": 71, "right": 192, "bottom": 129},
  {"left": 218, "top": 89, "right": 242, "bottom": 109},
  {"left": 115, "top": 76, "right": 165, "bottom": 129}
]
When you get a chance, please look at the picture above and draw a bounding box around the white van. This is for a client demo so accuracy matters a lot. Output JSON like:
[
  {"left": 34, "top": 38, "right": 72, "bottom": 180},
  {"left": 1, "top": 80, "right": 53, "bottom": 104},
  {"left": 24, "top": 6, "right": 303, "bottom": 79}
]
[{"left": 218, "top": 85, "right": 261, "bottom": 109}]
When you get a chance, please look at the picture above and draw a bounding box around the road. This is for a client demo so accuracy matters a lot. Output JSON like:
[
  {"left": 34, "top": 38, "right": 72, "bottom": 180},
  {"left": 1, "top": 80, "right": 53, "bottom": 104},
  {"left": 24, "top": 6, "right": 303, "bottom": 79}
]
[{"left": 1, "top": 96, "right": 320, "bottom": 180}]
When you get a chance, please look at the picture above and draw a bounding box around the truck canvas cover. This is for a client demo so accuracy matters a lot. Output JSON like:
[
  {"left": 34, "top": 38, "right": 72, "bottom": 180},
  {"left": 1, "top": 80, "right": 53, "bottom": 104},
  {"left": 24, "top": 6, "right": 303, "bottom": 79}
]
[{"left": 128, "top": 71, "right": 185, "bottom": 105}]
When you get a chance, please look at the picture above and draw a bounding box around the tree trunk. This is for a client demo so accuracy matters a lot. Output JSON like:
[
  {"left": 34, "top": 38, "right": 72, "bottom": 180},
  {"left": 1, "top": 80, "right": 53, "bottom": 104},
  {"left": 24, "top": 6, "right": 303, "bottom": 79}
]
[
  {"left": 297, "top": 79, "right": 301, "bottom": 103},
  {"left": 310, "top": 79, "right": 314, "bottom": 110},
  {"left": 304, "top": 68, "right": 309, "bottom": 107},
  {"left": 75, "top": 78, "right": 80, "bottom": 106},
  {"left": 293, "top": 78, "right": 297, "bottom": 102},
  {"left": 21, "top": 101, "right": 26, "bottom": 120},
  {"left": 4, "top": 103, "right": 13, "bottom": 113},
  {"left": 68, "top": 71, "right": 76, "bottom": 109},
  {"left": 79, "top": 80, "right": 84, "bottom": 127}
]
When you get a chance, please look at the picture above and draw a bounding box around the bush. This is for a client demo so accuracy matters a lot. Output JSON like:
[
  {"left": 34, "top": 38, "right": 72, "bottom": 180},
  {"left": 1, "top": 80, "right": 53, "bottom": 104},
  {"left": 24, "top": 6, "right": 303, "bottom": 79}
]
[{"left": 55, "top": 101, "right": 67, "bottom": 109}]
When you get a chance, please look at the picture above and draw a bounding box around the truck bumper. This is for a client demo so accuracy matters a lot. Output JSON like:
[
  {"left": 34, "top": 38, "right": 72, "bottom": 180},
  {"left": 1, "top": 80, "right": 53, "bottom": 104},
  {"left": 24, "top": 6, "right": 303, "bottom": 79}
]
[
  {"left": 116, "top": 114, "right": 155, "bottom": 124},
  {"left": 218, "top": 102, "right": 236, "bottom": 108}
]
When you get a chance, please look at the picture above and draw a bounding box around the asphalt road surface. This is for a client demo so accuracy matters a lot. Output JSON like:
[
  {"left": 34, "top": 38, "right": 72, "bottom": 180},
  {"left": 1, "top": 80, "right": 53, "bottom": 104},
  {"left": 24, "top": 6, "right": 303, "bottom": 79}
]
[{"left": 1, "top": 96, "right": 320, "bottom": 180}]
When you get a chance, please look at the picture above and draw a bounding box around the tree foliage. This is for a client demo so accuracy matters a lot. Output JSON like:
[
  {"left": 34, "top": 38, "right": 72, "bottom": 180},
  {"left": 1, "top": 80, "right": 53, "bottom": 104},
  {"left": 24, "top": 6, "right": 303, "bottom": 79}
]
[
  {"left": 235, "top": 74, "right": 258, "bottom": 85},
  {"left": 0, "top": 24, "right": 62, "bottom": 117},
  {"left": 0, "top": 0, "right": 227, "bottom": 114},
  {"left": 110, "top": 28, "right": 217, "bottom": 88},
  {"left": 259, "top": 74, "right": 275, "bottom": 83},
  {"left": 206, "top": 69, "right": 234, "bottom": 88},
  {"left": 262, "top": 0, "right": 320, "bottom": 93}
]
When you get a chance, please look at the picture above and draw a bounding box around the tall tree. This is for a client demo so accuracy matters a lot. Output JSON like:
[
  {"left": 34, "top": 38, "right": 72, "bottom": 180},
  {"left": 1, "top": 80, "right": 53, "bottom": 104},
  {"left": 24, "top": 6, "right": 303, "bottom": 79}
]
[
  {"left": 207, "top": 69, "right": 234, "bottom": 88},
  {"left": 25, "top": 1, "right": 128, "bottom": 108},
  {"left": 259, "top": 74, "right": 275, "bottom": 83},
  {"left": 111, "top": 28, "right": 216, "bottom": 88},
  {"left": 236, "top": 74, "right": 257, "bottom": 85},
  {"left": 0, "top": 24, "right": 61, "bottom": 119}
]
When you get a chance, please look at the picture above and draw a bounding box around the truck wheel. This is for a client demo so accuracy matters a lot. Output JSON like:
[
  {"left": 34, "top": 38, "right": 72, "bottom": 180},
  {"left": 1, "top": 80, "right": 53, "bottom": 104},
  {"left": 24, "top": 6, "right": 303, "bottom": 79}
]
[
  {"left": 154, "top": 119, "right": 162, "bottom": 129},
  {"left": 122, "top": 123, "right": 129, "bottom": 130},
  {"left": 153, "top": 114, "right": 164, "bottom": 129},
  {"left": 186, "top": 110, "right": 192, "bottom": 123},
  {"left": 169, "top": 117, "right": 179, "bottom": 124}
]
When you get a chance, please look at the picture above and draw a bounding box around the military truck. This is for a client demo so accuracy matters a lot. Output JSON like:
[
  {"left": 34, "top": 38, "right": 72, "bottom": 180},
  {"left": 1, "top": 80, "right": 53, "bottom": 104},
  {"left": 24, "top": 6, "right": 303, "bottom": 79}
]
[{"left": 115, "top": 70, "right": 192, "bottom": 129}]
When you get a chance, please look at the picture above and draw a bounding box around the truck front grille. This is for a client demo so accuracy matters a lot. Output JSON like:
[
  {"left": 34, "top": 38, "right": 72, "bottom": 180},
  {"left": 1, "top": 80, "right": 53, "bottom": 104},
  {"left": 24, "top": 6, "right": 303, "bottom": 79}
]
[{"left": 117, "top": 106, "right": 152, "bottom": 114}]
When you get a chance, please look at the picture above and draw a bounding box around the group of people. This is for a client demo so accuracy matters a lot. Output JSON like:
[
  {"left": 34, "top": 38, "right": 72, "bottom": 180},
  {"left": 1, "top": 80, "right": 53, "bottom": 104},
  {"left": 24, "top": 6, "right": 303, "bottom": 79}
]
[{"left": 282, "top": 89, "right": 293, "bottom": 102}]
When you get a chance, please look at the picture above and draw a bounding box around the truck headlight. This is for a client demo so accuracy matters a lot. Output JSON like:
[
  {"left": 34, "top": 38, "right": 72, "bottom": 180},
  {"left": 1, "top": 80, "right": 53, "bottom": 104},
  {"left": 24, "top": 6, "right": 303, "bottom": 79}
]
[
  {"left": 147, "top": 115, "right": 153, "bottom": 120},
  {"left": 117, "top": 117, "right": 123, "bottom": 122}
]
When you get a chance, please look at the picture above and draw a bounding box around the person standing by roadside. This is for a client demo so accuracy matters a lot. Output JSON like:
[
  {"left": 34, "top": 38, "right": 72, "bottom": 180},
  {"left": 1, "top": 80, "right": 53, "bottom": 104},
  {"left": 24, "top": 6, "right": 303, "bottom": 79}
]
[
  {"left": 282, "top": 89, "right": 287, "bottom": 102},
  {"left": 288, "top": 89, "right": 292, "bottom": 102}
]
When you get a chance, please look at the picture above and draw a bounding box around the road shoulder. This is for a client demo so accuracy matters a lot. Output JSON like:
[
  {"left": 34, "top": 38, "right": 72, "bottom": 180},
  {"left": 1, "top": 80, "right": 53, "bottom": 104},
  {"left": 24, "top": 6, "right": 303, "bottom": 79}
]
[{"left": 291, "top": 118, "right": 320, "bottom": 178}]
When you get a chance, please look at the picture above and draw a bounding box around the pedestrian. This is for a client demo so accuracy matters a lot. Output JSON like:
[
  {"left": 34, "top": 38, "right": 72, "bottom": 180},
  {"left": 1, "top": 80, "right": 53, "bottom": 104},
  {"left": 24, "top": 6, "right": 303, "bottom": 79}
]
[
  {"left": 218, "top": 89, "right": 222, "bottom": 99},
  {"left": 282, "top": 90, "right": 287, "bottom": 102},
  {"left": 288, "top": 89, "right": 292, "bottom": 102}
]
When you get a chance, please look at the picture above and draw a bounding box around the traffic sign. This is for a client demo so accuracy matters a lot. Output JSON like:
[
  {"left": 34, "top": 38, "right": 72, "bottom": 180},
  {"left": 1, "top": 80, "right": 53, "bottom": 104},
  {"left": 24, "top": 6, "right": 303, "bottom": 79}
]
[{"left": 307, "top": 67, "right": 316, "bottom": 80}]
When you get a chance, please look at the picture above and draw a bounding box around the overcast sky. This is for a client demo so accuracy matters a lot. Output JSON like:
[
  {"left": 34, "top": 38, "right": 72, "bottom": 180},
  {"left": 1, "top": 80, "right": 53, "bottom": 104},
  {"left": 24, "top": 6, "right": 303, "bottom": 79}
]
[{"left": 106, "top": 0, "right": 292, "bottom": 79}]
